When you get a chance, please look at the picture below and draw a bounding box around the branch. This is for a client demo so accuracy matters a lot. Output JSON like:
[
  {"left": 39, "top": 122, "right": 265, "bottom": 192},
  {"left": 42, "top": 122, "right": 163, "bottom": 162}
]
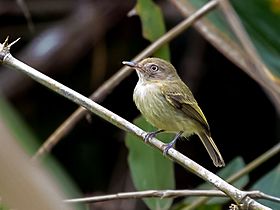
[
  {"left": 0, "top": 38, "right": 271, "bottom": 210},
  {"left": 64, "top": 189, "right": 280, "bottom": 204},
  {"left": 31, "top": 0, "right": 218, "bottom": 160},
  {"left": 65, "top": 189, "right": 226, "bottom": 203},
  {"left": 186, "top": 142, "right": 280, "bottom": 209},
  {"left": 16, "top": 0, "right": 35, "bottom": 33}
]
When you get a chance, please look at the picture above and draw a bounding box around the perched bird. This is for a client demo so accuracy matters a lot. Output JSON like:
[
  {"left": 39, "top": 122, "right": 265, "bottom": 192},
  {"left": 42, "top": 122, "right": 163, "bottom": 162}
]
[{"left": 123, "top": 58, "right": 225, "bottom": 167}]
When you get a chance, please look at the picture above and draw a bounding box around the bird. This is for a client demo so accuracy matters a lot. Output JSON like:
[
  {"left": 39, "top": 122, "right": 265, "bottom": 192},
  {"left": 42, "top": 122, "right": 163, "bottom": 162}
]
[{"left": 122, "top": 57, "right": 225, "bottom": 167}]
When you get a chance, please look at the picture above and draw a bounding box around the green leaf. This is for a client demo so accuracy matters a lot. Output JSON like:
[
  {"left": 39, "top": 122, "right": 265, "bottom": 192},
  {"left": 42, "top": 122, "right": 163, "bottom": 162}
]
[
  {"left": 250, "top": 163, "right": 280, "bottom": 209},
  {"left": 0, "top": 97, "right": 38, "bottom": 154},
  {"left": 136, "top": 0, "right": 170, "bottom": 60},
  {"left": 232, "top": 0, "right": 280, "bottom": 77},
  {"left": 194, "top": 205, "right": 222, "bottom": 210},
  {"left": 180, "top": 157, "right": 248, "bottom": 207},
  {"left": 0, "top": 203, "right": 9, "bottom": 210},
  {"left": 179, "top": 0, "right": 280, "bottom": 79},
  {"left": 0, "top": 97, "right": 84, "bottom": 210},
  {"left": 125, "top": 116, "right": 175, "bottom": 210}
]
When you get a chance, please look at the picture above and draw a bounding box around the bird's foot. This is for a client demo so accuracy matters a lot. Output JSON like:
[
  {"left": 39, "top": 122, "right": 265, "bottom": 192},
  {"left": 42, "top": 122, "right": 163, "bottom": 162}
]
[
  {"left": 144, "top": 132, "right": 155, "bottom": 142},
  {"left": 163, "top": 141, "right": 176, "bottom": 155},
  {"left": 144, "top": 129, "right": 164, "bottom": 142},
  {"left": 163, "top": 131, "right": 183, "bottom": 155}
]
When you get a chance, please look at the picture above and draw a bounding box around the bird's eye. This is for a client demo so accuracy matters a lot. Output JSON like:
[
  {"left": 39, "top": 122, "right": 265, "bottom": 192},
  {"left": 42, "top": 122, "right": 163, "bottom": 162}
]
[{"left": 150, "top": 64, "right": 159, "bottom": 72}]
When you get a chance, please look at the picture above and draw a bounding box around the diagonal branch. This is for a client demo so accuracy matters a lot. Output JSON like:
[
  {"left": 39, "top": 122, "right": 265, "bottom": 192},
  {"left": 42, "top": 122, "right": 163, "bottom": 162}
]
[
  {"left": 31, "top": 0, "right": 218, "bottom": 160},
  {"left": 185, "top": 142, "right": 280, "bottom": 210},
  {"left": 0, "top": 38, "right": 271, "bottom": 210},
  {"left": 64, "top": 189, "right": 280, "bottom": 204}
]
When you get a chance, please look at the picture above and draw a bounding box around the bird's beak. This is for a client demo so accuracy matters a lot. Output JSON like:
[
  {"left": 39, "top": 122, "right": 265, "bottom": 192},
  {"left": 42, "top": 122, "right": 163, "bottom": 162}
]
[
  {"left": 122, "top": 61, "right": 138, "bottom": 68},
  {"left": 123, "top": 61, "right": 144, "bottom": 74}
]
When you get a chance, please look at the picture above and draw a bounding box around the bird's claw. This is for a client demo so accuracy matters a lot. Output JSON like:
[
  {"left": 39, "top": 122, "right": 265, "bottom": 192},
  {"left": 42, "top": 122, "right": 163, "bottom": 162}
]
[
  {"left": 144, "top": 132, "right": 156, "bottom": 142},
  {"left": 163, "top": 142, "right": 175, "bottom": 155},
  {"left": 144, "top": 130, "right": 164, "bottom": 143},
  {"left": 162, "top": 131, "right": 183, "bottom": 155}
]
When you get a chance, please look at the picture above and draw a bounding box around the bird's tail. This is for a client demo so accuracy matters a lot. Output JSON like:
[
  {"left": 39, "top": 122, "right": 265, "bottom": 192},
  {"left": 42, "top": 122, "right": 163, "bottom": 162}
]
[{"left": 197, "top": 132, "right": 225, "bottom": 167}]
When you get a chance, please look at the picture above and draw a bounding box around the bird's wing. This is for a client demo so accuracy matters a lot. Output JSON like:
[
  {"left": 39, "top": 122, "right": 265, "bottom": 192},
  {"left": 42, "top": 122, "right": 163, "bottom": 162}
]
[{"left": 161, "top": 84, "right": 210, "bottom": 132}]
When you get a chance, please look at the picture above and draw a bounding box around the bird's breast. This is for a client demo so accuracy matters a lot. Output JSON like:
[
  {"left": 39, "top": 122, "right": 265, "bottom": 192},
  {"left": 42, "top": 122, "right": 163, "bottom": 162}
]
[
  {"left": 133, "top": 82, "right": 164, "bottom": 115},
  {"left": 133, "top": 82, "right": 197, "bottom": 135}
]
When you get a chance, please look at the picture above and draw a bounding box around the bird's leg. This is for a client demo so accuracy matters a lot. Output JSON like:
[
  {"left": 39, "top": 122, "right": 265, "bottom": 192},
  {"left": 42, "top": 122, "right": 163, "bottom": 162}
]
[
  {"left": 163, "top": 131, "right": 183, "bottom": 155},
  {"left": 144, "top": 129, "right": 165, "bottom": 142}
]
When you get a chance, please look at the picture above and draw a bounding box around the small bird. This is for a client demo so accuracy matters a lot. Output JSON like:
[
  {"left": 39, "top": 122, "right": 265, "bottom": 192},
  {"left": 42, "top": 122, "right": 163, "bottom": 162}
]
[{"left": 123, "top": 58, "right": 225, "bottom": 167}]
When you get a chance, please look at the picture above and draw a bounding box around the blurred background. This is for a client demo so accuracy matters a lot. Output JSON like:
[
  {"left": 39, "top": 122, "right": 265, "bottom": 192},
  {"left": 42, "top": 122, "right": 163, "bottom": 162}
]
[{"left": 0, "top": 0, "right": 279, "bottom": 209}]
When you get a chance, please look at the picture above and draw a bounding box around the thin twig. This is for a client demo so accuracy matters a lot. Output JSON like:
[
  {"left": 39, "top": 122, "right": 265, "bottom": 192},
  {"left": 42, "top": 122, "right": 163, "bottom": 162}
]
[
  {"left": 64, "top": 189, "right": 280, "bottom": 204},
  {"left": 65, "top": 190, "right": 226, "bottom": 203},
  {"left": 16, "top": 0, "right": 35, "bottom": 33},
  {"left": 227, "top": 142, "right": 280, "bottom": 183},
  {"left": 257, "top": 192, "right": 280, "bottom": 204},
  {"left": 31, "top": 0, "right": 218, "bottom": 160},
  {"left": 0, "top": 39, "right": 271, "bottom": 210},
  {"left": 185, "top": 142, "right": 280, "bottom": 210}
]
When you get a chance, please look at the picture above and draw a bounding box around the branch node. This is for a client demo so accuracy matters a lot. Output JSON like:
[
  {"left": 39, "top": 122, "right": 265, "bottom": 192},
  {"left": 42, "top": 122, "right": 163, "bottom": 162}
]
[
  {"left": 9, "top": 37, "right": 21, "bottom": 48},
  {"left": 3, "top": 36, "right": 9, "bottom": 47},
  {"left": 160, "top": 191, "right": 167, "bottom": 199},
  {"left": 229, "top": 203, "right": 239, "bottom": 210},
  {"left": 0, "top": 37, "right": 21, "bottom": 63},
  {"left": 239, "top": 195, "right": 256, "bottom": 210}
]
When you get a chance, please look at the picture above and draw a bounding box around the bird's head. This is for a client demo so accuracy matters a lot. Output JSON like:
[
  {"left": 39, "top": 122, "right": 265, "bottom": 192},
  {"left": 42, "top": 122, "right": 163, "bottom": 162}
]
[{"left": 122, "top": 57, "right": 179, "bottom": 82}]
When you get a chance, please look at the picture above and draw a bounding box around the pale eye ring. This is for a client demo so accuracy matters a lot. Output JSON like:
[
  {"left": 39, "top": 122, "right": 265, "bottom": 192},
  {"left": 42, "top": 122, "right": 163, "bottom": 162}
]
[{"left": 150, "top": 64, "right": 159, "bottom": 72}]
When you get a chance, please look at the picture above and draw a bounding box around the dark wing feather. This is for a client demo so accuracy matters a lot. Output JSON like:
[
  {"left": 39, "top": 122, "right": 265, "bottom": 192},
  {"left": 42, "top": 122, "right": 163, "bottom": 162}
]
[{"left": 162, "top": 87, "right": 210, "bottom": 132}]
